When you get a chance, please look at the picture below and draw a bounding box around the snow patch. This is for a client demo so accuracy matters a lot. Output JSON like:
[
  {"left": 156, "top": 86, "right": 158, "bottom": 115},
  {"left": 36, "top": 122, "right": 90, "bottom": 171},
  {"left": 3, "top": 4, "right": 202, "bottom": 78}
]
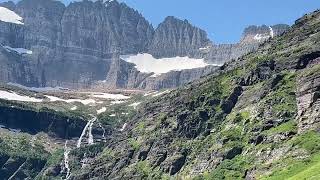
[
  {"left": 4, "top": 46, "right": 32, "bottom": 55},
  {"left": 97, "top": 107, "right": 107, "bottom": 114},
  {"left": 45, "top": 95, "right": 95, "bottom": 105},
  {"left": 91, "top": 93, "right": 130, "bottom": 100},
  {"left": 109, "top": 114, "right": 116, "bottom": 117},
  {"left": 0, "top": 90, "right": 42, "bottom": 102},
  {"left": 120, "top": 123, "right": 127, "bottom": 132},
  {"left": 70, "top": 106, "right": 77, "bottom": 111},
  {"left": 152, "top": 90, "right": 171, "bottom": 97},
  {"left": 0, "top": 7, "right": 23, "bottom": 25},
  {"left": 129, "top": 102, "right": 141, "bottom": 109},
  {"left": 110, "top": 100, "right": 125, "bottom": 105},
  {"left": 121, "top": 53, "right": 215, "bottom": 77}
]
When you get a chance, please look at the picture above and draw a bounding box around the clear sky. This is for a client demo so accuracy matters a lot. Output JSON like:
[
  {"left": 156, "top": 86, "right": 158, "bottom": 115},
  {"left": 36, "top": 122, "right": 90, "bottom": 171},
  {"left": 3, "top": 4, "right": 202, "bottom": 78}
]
[{"left": 2, "top": 0, "right": 320, "bottom": 44}]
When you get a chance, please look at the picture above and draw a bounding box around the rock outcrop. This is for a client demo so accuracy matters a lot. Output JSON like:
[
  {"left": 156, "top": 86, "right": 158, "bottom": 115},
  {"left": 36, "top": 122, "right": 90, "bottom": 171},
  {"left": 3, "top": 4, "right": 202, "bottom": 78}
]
[{"left": 148, "top": 16, "right": 211, "bottom": 58}]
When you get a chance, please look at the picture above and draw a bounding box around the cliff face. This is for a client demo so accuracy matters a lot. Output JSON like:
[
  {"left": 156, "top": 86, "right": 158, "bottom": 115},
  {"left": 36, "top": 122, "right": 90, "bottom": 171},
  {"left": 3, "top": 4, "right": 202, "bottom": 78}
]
[
  {"left": 0, "top": 0, "right": 155, "bottom": 89},
  {"left": 148, "top": 16, "right": 211, "bottom": 58}
]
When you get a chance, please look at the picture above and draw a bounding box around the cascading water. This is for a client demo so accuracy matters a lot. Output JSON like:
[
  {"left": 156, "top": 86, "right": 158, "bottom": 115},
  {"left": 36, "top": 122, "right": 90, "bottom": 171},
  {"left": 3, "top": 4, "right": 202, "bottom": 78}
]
[
  {"left": 77, "top": 115, "right": 97, "bottom": 148},
  {"left": 64, "top": 141, "right": 71, "bottom": 180},
  {"left": 88, "top": 117, "right": 96, "bottom": 145},
  {"left": 269, "top": 26, "right": 274, "bottom": 38}
]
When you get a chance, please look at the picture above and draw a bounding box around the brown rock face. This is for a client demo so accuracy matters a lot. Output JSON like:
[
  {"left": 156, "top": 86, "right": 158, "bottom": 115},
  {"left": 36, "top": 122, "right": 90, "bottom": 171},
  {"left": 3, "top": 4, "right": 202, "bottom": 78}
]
[{"left": 296, "top": 57, "right": 320, "bottom": 133}]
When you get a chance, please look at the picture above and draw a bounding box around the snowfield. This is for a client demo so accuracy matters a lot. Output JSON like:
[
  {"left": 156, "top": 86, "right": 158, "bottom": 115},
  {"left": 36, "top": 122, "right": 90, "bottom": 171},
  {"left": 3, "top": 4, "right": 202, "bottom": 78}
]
[
  {"left": 4, "top": 46, "right": 32, "bottom": 55},
  {"left": 121, "top": 53, "right": 215, "bottom": 77},
  {"left": 0, "top": 7, "right": 23, "bottom": 25},
  {"left": 97, "top": 107, "right": 107, "bottom": 114},
  {"left": 91, "top": 93, "right": 130, "bottom": 100},
  {"left": 45, "top": 95, "right": 96, "bottom": 105},
  {"left": 0, "top": 90, "right": 42, "bottom": 102}
]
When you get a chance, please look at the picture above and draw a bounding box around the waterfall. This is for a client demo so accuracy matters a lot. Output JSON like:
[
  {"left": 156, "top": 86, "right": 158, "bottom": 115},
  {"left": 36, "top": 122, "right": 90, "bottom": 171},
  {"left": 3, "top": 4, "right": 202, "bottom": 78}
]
[
  {"left": 77, "top": 116, "right": 96, "bottom": 148},
  {"left": 269, "top": 26, "right": 274, "bottom": 38},
  {"left": 88, "top": 117, "right": 96, "bottom": 145},
  {"left": 64, "top": 141, "right": 71, "bottom": 180}
]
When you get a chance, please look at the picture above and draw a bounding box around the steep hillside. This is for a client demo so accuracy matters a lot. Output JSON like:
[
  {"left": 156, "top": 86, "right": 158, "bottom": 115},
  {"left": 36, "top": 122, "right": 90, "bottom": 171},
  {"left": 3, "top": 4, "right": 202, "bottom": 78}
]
[{"left": 38, "top": 9, "right": 320, "bottom": 179}]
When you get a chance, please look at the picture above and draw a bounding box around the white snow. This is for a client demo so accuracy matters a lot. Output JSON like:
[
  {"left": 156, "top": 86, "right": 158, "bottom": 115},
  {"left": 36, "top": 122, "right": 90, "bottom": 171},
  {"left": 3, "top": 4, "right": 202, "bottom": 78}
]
[
  {"left": 121, "top": 53, "right": 214, "bottom": 77},
  {"left": 45, "top": 95, "right": 95, "bottom": 105},
  {"left": 97, "top": 107, "right": 107, "bottom": 114},
  {"left": 253, "top": 34, "right": 270, "bottom": 41},
  {"left": 110, "top": 100, "right": 125, "bottom": 105},
  {"left": 4, "top": 46, "right": 32, "bottom": 55},
  {"left": 129, "top": 102, "right": 141, "bottom": 109},
  {"left": 91, "top": 93, "right": 130, "bottom": 100},
  {"left": 254, "top": 26, "right": 275, "bottom": 41},
  {"left": 0, "top": 7, "right": 23, "bottom": 25},
  {"left": 70, "top": 106, "right": 77, "bottom": 111},
  {"left": 120, "top": 123, "right": 127, "bottom": 132},
  {"left": 144, "top": 91, "right": 158, "bottom": 97},
  {"left": 0, "top": 90, "right": 43, "bottom": 102},
  {"left": 109, "top": 114, "right": 116, "bottom": 117},
  {"left": 152, "top": 90, "right": 171, "bottom": 97},
  {"left": 199, "top": 46, "right": 211, "bottom": 51}
]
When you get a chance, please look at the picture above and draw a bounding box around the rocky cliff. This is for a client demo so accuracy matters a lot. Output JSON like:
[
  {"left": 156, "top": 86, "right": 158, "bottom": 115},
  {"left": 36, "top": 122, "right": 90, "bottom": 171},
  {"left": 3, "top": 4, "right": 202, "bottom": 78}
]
[{"left": 148, "top": 16, "right": 211, "bottom": 58}]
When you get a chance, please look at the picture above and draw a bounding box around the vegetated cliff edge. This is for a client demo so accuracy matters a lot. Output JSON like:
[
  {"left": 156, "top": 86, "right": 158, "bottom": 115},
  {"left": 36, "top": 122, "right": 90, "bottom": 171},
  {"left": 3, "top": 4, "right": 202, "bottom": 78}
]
[{"left": 39, "top": 9, "right": 320, "bottom": 179}]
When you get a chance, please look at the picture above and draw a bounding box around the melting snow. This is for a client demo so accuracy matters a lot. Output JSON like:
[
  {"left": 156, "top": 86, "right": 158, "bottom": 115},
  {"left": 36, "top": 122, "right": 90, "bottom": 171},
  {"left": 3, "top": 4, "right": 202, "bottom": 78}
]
[
  {"left": 70, "top": 106, "right": 77, "bottom": 111},
  {"left": 129, "top": 102, "right": 141, "bottom": 109},
  {"left": 4, "top": 46, "right": 32, "bottom": 55},
  {"left": 91, "top": 93, "right": 130, "bottom": 100},
  {"left": 0, "top": 7, "right": 23, "bottom": 25},
  {"left": 152, "top": 90, "right": 171, "bottom": 97},
  {"left": 0, "top": 90, "right": 43, "bottom": 102},
  {"left": 45, "top": 95, "right": 95, "bottom": 105},
  {"left": 110, "top": 100, "right": 125, "bottom": 105},
  {"left": 121, "top": 53, "right": 213, "bottom": 77},
  {"left": 97, "top": 107, "right": 107, "bottom": 114},
  {"left": 120, "top": 123, "right": 127, "bottom": 132}
]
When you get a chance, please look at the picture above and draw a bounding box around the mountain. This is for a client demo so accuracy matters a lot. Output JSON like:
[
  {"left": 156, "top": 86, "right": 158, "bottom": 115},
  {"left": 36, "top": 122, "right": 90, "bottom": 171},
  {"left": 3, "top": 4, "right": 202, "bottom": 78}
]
[
  {"left": 202, "top": 24, "right": 290, "bottom": 64},
  {"left": 0, "top": 2, "right": 319, "bottom": 180},
  {"left": 148, "top": 16, "right": 211, "bottom": 58},
  {"left": 34, "top": 9, "right": 319, "bottom": 179},
  {"left": 0, "top": 0, "right": 288, "bottom": 90}
]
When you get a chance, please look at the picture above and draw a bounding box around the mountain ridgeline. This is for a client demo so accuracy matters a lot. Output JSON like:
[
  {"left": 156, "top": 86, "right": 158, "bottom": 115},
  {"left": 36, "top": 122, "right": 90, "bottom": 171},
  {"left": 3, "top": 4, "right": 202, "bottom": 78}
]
[{"left": 0, "top": 0, "right": 289, "bottom": 90}]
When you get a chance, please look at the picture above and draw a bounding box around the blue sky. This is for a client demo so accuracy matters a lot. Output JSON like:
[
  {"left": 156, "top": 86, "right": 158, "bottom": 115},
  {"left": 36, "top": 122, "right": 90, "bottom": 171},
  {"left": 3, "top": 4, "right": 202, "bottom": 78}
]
[{"left": 2, "top": 0, "right": 320, "bottom": 44}]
